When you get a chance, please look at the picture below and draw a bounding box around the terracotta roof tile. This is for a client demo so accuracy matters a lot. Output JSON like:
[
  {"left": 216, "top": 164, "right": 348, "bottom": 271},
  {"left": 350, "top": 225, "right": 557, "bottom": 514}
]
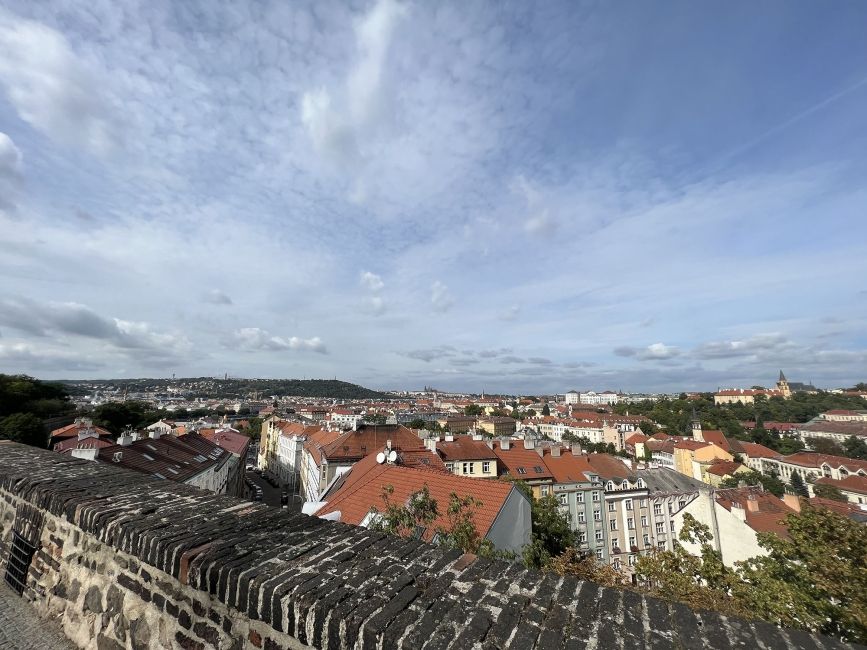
[{"left": 435, "top": 436, "right": 497, "bottom": 462}]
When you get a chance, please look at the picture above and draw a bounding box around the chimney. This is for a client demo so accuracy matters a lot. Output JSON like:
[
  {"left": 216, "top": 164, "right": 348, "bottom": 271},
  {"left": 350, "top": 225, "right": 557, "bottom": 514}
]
[
  {"left": 117, "top": 431, "right": 136, "bottom": 446},
  {"left": 552, "top": 446, "right": 561, "bottom": 457},
  {"left": 523, "top": 436, "right": 534, "bottom": 450},
  {"left": 782, "top": 493, "right": 802, "bottom": 512},
  {"left": 746, "top": 494, "right": 759, "bottom": 512},
  {"left": 444, "top": 433, "right": 454, "bottom": 442},
  {"left": 571, "top": 442, "right": 582, "bottom": 456},
  {"left": 71, "top": 448, "right": 98, "bottom": 461},
  {"left": 472, "top": 431, "right": 483, "bottom": 441},
  {"left": 535, "top": 446, "right": 544, "bottom": 458},
  {"left": 149, "top": 429, "right": 162, "bottom": 440},
  {"left": 730, "top": 501, "right": 746, "bottom": 521},
  {"left": 501, "top": 438, "right": 510, "bottom": 451}
]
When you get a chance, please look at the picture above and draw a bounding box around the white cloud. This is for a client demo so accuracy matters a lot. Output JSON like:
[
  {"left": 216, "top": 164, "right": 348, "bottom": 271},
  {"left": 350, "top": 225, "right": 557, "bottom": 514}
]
[
  {"left": 231, "top": 327, "right": 327, "bottom": 354},
  {"left": 360, "top": 271, "right": 384, "bottom": 291},
  {"left": 615, "top": 343, "right": 681, "bottom": 361},
  {"left": 300, "top": 0, "right": 407, "bottom": 185},
  {"left": 693, "top": 334, "right": 792, "bottom": 359},
  {"left": 430, "top": 280, "right": 454, "bottom": 313},
  {"left": 0, "top": 9, "right": 121, "bottom": 155}
]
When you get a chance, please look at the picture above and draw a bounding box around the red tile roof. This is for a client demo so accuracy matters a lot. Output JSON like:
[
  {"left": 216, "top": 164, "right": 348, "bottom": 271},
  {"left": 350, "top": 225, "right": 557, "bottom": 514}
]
[
  {"left": 625, "top": 433, "right": 648, "bottom": 446},
  {"left": 738, "top": 442, "right": 779, "bottom": 459},
  {"left": 435, "top": 436, "right": 497, "bottom": 462},
  {"left": 490, "top": 442, "right": 554, "bottom": 481},
  {"left": 585, "top": 454, "right": 633, "bottom": 480},
  {"left": 542, "top": 451, "right": 595, "bottom": 484},
  {"left": 815, "top": 474, "right": 867, "bottom": 495},
  {"left": 699, "top": 430, "right": 729, "bottom": 451},
  {"left": 714, "top": 487, "right": 794, "bottom": 537},
  {"left": 674, "top": 440, "right": 710, "bottom": 451},
  {"left": 782, "top": 452, "right": 867, "bottom": 473},
  {"left": 50, "top": 421, "right": 113, "bottom": 439},
  {"left": 55, "top": 437, "right": 114, "bottom": 453},
  {"left": 196, "top": 428, "right": 251, "bottom": 457},
  {"left": 314, "top": 459, "right": 518, "bottom": 542},
  {"left": 705, "top": 461, "right": 745, "bottom": 477},
  {"left": 320, "top": 425, "right": 422, "bottom": 463}
]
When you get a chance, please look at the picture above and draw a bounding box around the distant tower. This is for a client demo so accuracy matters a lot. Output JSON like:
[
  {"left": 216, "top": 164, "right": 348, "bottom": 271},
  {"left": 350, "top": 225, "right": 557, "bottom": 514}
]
[
  {"left": 776, "top": 370, "right": 792, "bottom": 399},
  {"left": 690, "top": 408, "right": 704, "bottom": 442}
]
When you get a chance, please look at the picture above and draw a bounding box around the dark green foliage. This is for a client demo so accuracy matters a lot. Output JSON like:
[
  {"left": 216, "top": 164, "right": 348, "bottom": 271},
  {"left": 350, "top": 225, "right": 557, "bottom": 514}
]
[
  {"left": 812, "top": 483, "right": 847, "bottom": 501},
  {"left": 843, "top": 435, "right": 867, "bottom": 460},
  {"left": 464, "top": 404, "right": 485, "bottom": 416},
  {"left": 719, "top": 470, "right": 786, "bottom": 497},
  {"left": 789, "top": 472, "right": 809, "bottom": 498},
  {"left": 0, "top": 374, "right": 74, "bottom": 419},
  {"left": 0, "top": 412, "right": 48, "bottom": 447},
  {"left": 541, "top": 403, "right": 551, "bottom": 416},
  {"left": 511, "top": 481, "right": 575, "bottom": 569}
]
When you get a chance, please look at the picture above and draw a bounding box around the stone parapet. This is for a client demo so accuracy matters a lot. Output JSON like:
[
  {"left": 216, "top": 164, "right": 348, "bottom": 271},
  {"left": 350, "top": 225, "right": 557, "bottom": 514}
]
[{"left": 0, "top": 443, "right": 857, "bottom": 649}]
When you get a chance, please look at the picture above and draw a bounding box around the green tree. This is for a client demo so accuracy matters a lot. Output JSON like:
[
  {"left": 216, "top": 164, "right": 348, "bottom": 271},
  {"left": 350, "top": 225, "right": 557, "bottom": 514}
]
[
  {"left": 513, "top": 481, "right": 575, "bottom": 569},
  {"left": 541, "top": 403, "right": 551, "bottom": 416},
  {"left": 464, "top": 404, "right": 485, "bottom": 416},
  {"left": 843, "top": 435, "right": 867, "bottom": 460},
  {"left": 635, "top": 513, "right": 742, "bottom": 616},
  {"left": 719, "top": 470, "right": 786, "bottom": 497},
  {"left": 812, "top": 483, "right": 846, "bottom": 502},
  {"left": 789, "top": 472, "right": 809, "bottom": 498},
  {"left": 0, "top": 413, "right": 48, "bottom": 447},
  {"left": 805, "top": 436, "right": 844, "bottom": 456},
  {"left": 0, "top": 374, "right": 73, "bottom": 419},
  {"left": 736, "top": 504, "right": 867, "bottom": 642}
]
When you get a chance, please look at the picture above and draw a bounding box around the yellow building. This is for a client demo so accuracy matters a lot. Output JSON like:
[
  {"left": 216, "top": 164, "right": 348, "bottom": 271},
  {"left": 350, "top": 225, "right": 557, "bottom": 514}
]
[
  {"left": 674, "top": 440, "right": 733, "bottom": 483},
  {"left": 478, "top": 417, "right": 518, "bottom": 437}
]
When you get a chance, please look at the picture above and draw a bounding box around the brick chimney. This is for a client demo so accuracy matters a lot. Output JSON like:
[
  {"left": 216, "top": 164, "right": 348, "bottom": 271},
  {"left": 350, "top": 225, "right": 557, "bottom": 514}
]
[
  {"left": 523, "top": 435, "right": 534, "bottom": 450},
  {"left": 552, "top": 446, "right": 561, "bottom": 457},
  {"left": 746, "top": 494, "right": 759, "bottom": 512},
  {"left": 571, "top": 442, "right": 582, "bottom": 456},
  {"left": 782, "top": 493, "right": 802, "bottom": 512},
  {"left": 500, "top": 438, "right": 510, "bottom": 451}
]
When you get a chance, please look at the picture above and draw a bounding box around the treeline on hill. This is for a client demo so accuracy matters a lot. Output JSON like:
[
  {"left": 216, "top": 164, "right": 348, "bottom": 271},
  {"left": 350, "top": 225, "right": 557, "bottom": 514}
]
[
  {"left": 83, "top": 401, "right": 262, "bottom": 438},
  {"left": 613, "top": 391, "right": 867, "bottom": 455},
  {"left": 0, "top": 374, "right": 76, "bottom": 447},
  {"left": 60, "top": 377, "right": 388, "bottom": 400}
]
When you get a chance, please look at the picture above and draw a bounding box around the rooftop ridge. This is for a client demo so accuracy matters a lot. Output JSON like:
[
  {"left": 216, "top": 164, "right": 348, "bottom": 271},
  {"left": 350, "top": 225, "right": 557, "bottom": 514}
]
[{"left": 0, "top": 442, "right": 856, "bottom": 649}]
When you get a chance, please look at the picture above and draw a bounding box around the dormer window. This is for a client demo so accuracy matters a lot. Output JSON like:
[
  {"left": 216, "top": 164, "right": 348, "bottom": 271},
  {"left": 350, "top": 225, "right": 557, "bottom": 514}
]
[
  {"left": 621, "top": 481, "right": 629, "bottom": 489},
  {"left": 636, "top": 479, "right": 644, "bottom": 488},
  {"left": 606, "top": 481, "right": 614, "bottom": 490}
]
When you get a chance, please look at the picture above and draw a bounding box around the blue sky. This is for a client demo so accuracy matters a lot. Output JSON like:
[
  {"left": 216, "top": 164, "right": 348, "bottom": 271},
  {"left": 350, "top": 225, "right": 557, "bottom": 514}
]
[{"left": 1, "top": 0, "right": 866, "bottom": 393}]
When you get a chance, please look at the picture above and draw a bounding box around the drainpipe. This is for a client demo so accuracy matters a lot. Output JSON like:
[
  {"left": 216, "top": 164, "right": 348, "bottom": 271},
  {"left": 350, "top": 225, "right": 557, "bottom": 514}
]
[{"left": 707, "top": 488, "right": 723, "bottom": 562}]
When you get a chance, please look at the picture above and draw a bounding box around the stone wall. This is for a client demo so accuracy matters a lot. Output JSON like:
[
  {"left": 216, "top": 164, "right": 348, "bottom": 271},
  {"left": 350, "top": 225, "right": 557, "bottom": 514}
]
[{"left": 0, "top": 442, "right": 856, "bottom": 649}]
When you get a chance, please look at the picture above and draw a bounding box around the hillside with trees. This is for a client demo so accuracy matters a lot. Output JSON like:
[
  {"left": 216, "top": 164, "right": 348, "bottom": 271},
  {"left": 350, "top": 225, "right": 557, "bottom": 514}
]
[
  {"left": 0, "top": 374, "right": 75, "bottom": 447},
  {"left": 59, "top": 377, "right": 389, "bottom": 400}
]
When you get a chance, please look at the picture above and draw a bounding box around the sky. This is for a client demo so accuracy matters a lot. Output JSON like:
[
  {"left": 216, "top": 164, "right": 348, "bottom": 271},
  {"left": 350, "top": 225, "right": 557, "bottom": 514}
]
[{"left": 1, "top": 0, "right": 866, "bottom": 394}]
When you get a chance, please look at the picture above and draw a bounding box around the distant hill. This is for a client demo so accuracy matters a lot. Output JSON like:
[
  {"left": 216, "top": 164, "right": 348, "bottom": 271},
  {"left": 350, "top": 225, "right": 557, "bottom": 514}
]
[{"left": 57, "top": 377, "right": 389, "bottom": 400}]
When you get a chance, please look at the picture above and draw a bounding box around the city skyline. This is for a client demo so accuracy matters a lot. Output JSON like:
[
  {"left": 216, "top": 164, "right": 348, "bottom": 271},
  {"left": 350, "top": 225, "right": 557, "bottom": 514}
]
[{"left": 1, "top": 0, "right": 866, "bottom": 392}]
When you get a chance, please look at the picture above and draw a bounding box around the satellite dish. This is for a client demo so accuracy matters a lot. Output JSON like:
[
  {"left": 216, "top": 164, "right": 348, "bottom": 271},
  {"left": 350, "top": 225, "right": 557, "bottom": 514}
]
[
  {"left": 376, "top": 452, "right": 386, "bottom": 464},
  {"left": 388, "top": 450, "right": 398, "bottom": 463}
]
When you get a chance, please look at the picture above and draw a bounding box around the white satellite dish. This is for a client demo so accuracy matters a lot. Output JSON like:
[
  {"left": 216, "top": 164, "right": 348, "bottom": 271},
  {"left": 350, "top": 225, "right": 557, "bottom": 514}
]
[
  {"left": 376, "top": 452, "right": 386, "bottom": 464},
  {"left": 388, "top": 450, "right": 398, "bottom": 463}
]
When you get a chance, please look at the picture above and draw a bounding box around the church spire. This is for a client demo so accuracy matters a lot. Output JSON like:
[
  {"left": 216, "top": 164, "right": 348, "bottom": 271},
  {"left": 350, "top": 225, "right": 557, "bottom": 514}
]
[{"left": 779, "top": 369, "right": 787, "bottom": 382}]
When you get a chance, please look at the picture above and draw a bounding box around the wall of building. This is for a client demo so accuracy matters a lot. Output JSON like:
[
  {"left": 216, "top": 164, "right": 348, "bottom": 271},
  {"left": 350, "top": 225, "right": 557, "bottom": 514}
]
[
  {"left": 0, "top": 443, "right": 841, "bottom": 650},
  {"left": 676, "top": 492, "right": 766, "bottom": 567}
]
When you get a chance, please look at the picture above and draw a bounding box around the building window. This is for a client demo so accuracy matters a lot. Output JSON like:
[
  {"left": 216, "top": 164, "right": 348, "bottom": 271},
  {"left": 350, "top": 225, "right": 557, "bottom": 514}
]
[
  {"left": 595, "top": 530, "right": 604, "bottom": 542},
  {"left": 608, "top": 502, "right": 616, "bottom": 512},
  {"left": 613, "top": 559, "right": 621, "bottom": 570},
  {"left": 579, "top": 532, "right": 587, "bottom": 543},
  {"left": 558, "top": 494, "right": 567, "bottom": 505},
  {"left": 627, "top": 517, "right": 635, "bottom": 530},
  {"left": 517, "top": 467, "right": 526, "bottom": 474},
  {"left": 640, "top": 516, "right": 648, "bottom": 527},
  {"left": 628, "top": 554, "right": 636, "bottom": 566},
  {"left": 541, "top": 485, "right": 550, "bottom": 496},
  {"left": 625, "top": 499, "right": 633, "bottom": 511},
  {"left": 606, "top": 481, "right": 614, "bottom": 491},
  {"left": 596, "top": 549, "right": 604, "bottom": 559},
  {"left": 592, "top": 491, "right": 600, "bottom": 502},
  {"left": 462, "top": 462, "right": 474, "bottom": 474},
  {"left": 639, "top": 499, "right": 647, "bottom": 509},
  {"left": 678, "top": 500, "right": 686, "bottom": 509},
  {"left": 576, "top": 492, "right": 585, "bottom": 503},
  {"left": 594, "top": 510, "right": 601, "bottom": 521},
  {"left": 629, "top": 536, "right": 636, "bottom": 547},
  {"left": 482, "top": 461, "right": 491, "bottom": 473},
  {"left": 653, "top": 503, "right": 662, "bottom": 515},
  {"left": 610, "top": 519, "right": 618, "bottom": 531},
  {"left": 611, "top": 538, "right": 619, "bottom": 549},
  {"left": 668, "top": 503, "right": 674, "bottom": 515},
  {"left": 643, "top": 534, "right": 650, "bottom": 546},
  {"left": 656, "top": 523, "right": 665, "bottom": 534},
  {"left": 577, "top": 512, "right": 586, "bottom": 523},
  {"left": 621, "top": 481, "right": 629, "bottom": 489},
  {"left": 658, "top": 540, "right": 666, "bottom": 549},
  {"left": 636, "top": 479, "right": 644, "bottom": 488},
  {"left": 445, "top": 463, "right": 454, "bottom": 472}
]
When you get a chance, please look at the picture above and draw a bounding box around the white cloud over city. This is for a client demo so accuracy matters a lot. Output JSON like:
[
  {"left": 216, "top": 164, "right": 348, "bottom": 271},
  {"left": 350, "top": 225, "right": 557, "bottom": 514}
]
[{"left": 0, "top": 0, "right": 865, "bottom": 392}]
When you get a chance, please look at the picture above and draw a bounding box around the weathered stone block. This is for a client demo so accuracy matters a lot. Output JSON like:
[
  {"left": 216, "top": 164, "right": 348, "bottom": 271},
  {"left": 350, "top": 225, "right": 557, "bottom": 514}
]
[{"left": 84, "top": 585, "right": 104, "bottom": 613}]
